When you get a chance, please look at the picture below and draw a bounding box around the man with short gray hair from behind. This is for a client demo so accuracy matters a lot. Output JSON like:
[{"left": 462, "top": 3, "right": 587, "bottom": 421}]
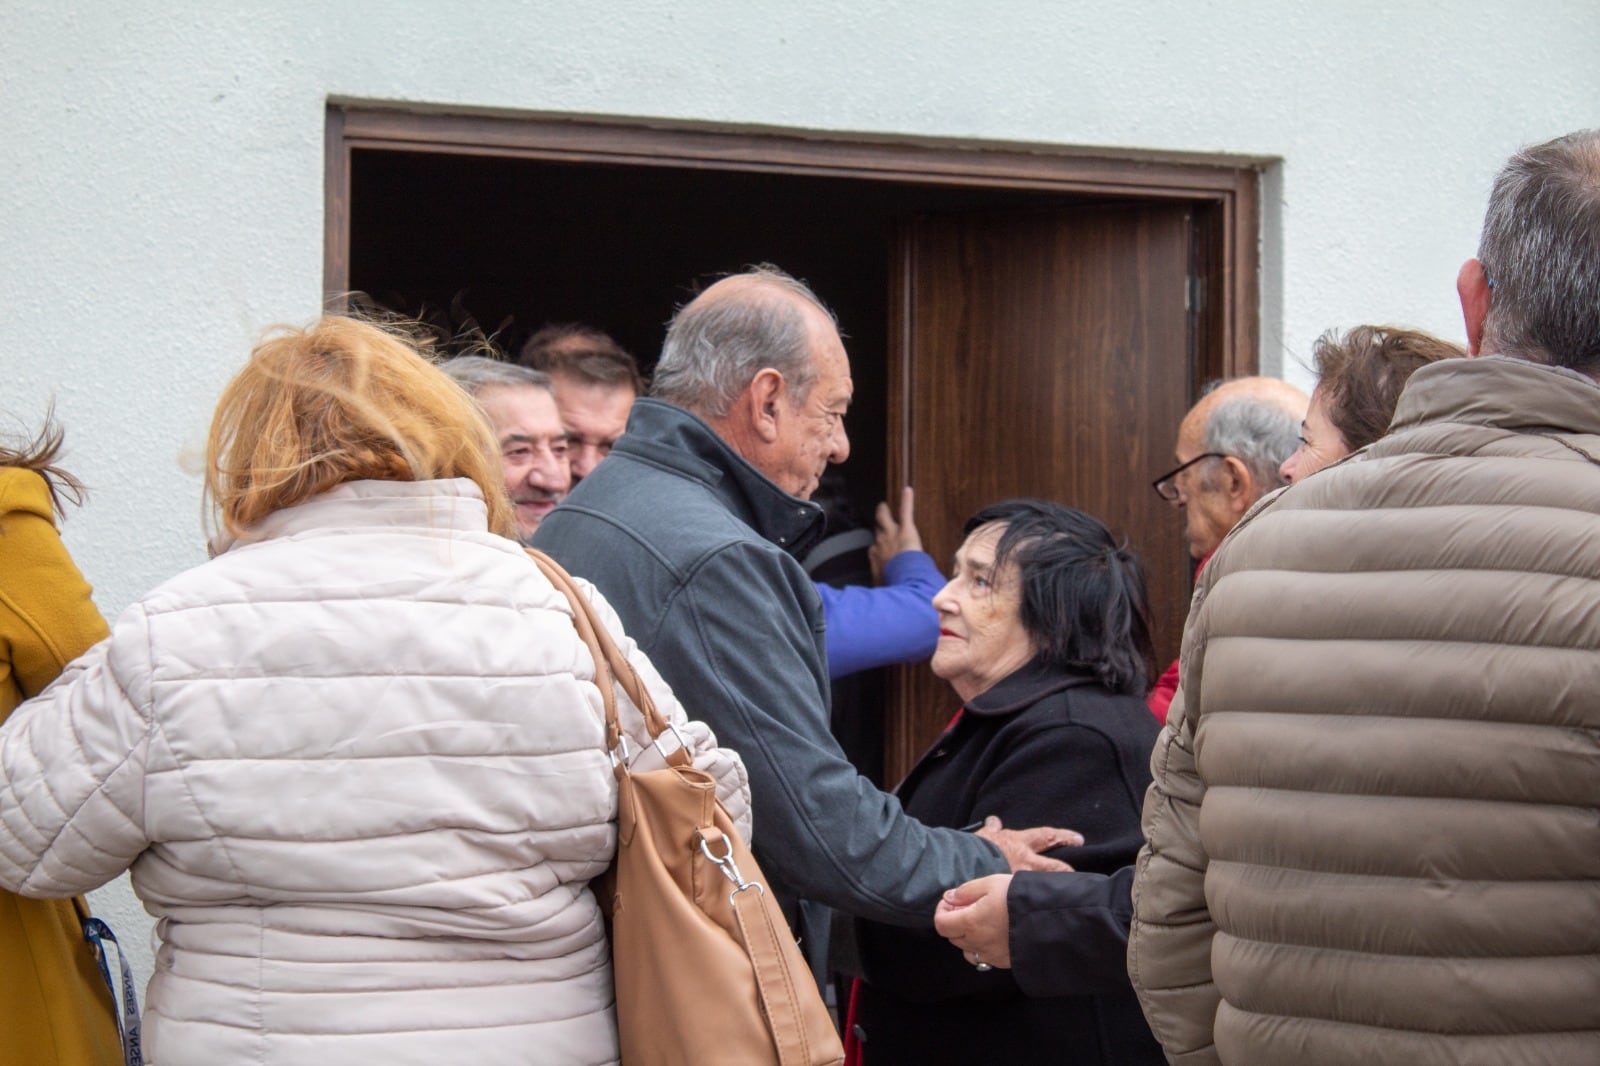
[
  {"left": 1145, "top": 376, "right": 1307, "bottom": 721},
  {"left": 440, "top": 357, "right": 571, "bottom": 543},
  {"left": 534, "top": 265, "right": 1078, "bottom": 935},
  {"left": 1130, "top": 129, "right": 1600, "bottom": 1064}
]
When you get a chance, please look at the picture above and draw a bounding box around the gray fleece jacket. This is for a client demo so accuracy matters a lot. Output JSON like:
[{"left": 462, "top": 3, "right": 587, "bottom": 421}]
[{"left": 534, "top": 398, "right": 1007, "bottom": 926}]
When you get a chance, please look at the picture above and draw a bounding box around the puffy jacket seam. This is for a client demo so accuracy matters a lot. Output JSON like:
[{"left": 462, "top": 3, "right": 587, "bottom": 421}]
[
  {"left": 142, "top": 751, "right": 600, "bottom": 766},
  {"left": 1203, "top": 631, "right": 1600, "bottom": 653},
  {"left": 1220, "top": 562, "right": 1600, "bottom": 586},
  {"left": 149, "top": 718, "right": 254, "bottom": 900},
  {"left": 1203, "top": 784, "right": 1598, "bottom": 811},
  {"left": 1441, "top": 426, "right": 1600, "bottom": 465},
  {"left": 133, "top": 818, "right": 608, "bottom": 835},
  {"left": 1141, "top": 752, "right": 1206, "bottom": 882},
  {"left": 1151, "top": 977, "right": 1217, "bottom": 992},
  {"left": 373, "top": 1014, "right": 614, "bottom": 1034},
  {"left": 1224, "top": 1004, "right": 1600, "bottom": 1039},
  {"left": 1215, "top": 927, "right": 1600, "bottom": 960},
  {"left": 147, "top": 672, "right": 610, "bottom": 686}
]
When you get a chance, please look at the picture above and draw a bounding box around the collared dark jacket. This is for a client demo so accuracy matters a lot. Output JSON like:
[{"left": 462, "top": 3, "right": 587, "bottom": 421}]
[
  {"left": 852, "top": 658, "right": 1163, "bottom": 1064},
  {"left": 533, "top": 399, "right": 1007, "bottom": 926}
]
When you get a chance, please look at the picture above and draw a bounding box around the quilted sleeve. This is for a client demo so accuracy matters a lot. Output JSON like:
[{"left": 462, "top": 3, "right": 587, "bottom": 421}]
[
  {"left": 1128, "top": 684, "right": 1222, "bottom": 1065},
  {"left": 575, "top": 578, "right": 753, "bottom": 842},
  {"left": 0, "top": 605, "right": 154, "bottom": 898}
]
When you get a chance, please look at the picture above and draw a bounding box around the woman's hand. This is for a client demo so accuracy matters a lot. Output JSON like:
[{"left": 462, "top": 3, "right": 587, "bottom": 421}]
[{"left": 934, "top": 873, "right": 1015, "bottom": 969}]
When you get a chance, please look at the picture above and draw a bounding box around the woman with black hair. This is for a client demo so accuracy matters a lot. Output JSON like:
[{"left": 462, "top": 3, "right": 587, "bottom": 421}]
[{"left": 849, "top": 499, "right": 1163, "bottom": 1064}]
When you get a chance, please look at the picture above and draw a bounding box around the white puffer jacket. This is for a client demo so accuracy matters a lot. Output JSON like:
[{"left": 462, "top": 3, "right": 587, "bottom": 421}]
[{"left": 0, "top": 479, "right": 751, "bottom": 1066}]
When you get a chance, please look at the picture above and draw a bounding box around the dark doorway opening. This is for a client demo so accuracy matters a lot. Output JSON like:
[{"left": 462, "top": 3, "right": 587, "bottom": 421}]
[
  {"left": 331, "top": 106, "right": 1264, "bottom": 779},
  {"left": 350, "top": 150, "right": 1119, "bottom": 525}
]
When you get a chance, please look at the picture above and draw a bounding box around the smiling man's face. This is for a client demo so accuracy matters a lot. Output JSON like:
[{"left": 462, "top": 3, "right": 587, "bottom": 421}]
[{"left": 477, "top": 384, "right": 572, "bottom": 542}]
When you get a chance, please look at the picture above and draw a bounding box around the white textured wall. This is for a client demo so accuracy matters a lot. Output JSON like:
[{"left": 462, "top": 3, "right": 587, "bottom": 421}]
[{"left": 5, "top": 0, "right": 1597, "bottom": 996}]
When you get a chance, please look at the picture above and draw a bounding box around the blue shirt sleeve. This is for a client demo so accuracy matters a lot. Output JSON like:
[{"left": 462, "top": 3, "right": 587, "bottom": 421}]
[{"left": 815, "top": 550, "right": 943, "bottom": 679}]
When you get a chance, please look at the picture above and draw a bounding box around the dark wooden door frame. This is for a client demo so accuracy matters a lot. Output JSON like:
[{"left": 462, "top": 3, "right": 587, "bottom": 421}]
[
  {"left": 325, "top": 101, "right": 1267, "bottom": 386},
  {"left": 325, "top": 102, "right": 1267, "bottom": 778}
]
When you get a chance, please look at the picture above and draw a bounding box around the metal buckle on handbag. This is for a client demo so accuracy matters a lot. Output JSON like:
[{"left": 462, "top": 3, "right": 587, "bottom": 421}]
[
  {"left": 653, "top": 722, "right": 689, "bottom": 761},
  {"left": 610, "top": 733, "right": 632, "bottom": 768},
  {"left": 697, "top": 829, "right": 765, "bottom": 904}
]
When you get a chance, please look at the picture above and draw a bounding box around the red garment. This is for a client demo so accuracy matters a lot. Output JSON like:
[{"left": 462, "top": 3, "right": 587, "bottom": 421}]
[
  {"left": 843, "top": 979, "right": 862, "bottom": 1065},
  {"left": 1145, "top": 552, "right": 1212, "bottom": 725},
  {"left": 1146, "top": 659, "right": 1179, "bottom": 725}
]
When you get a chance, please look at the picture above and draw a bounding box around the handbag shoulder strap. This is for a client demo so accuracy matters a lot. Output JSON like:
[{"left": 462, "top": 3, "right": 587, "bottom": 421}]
[
  {"left": 707, "top": 825, "right": 830, "bottom": 1066},
  {"left": 525, "top": 548, "right": 685, "bottom": 762}
]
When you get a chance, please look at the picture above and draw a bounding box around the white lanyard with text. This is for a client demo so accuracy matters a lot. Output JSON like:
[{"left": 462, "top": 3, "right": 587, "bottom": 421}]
[{"left": 83, "top": 917, "right": 144, "bottom": 1066}]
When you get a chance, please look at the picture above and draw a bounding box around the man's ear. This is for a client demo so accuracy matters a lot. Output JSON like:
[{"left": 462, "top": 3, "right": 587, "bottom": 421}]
[
  {"left": 1457, "top": 258, "right": 1491, "bottom": 356},
  {"left": 745, "top": 368, "right": 786, "bottom": 443},
  {"left": 1222, "top": 456, "right": 1256, "bottom": 512}
]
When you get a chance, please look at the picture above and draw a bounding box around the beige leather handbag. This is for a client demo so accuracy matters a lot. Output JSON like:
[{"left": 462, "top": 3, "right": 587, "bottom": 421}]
[{"left": 528, "top": 549, "right": 844, "bottom": 1066}]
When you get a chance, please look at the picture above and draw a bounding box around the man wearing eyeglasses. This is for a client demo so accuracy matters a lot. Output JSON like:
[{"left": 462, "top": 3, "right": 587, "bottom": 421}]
[{"left": 1145, "top": 377, "right": 1306, "bottom": 721}]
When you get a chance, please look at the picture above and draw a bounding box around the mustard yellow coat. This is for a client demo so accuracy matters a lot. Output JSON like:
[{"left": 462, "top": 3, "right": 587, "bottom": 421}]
[{"left": 0, "top": 467, "right": 122, "bottom": 1066}]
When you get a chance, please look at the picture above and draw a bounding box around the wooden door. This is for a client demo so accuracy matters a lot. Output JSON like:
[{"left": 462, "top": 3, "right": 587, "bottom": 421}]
[{"left": 885, "top": 202, "right": 1196, "bottom": 780}]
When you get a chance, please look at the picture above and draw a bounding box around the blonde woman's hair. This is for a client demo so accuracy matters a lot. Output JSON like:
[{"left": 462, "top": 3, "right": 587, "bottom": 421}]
[{"left": 205, "top": 315, "right": 516, "bottom": 540}]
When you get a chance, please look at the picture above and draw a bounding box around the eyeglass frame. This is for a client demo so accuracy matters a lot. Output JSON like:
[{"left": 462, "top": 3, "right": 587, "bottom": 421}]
[{"left": 1151, "top": 452, "right": 1228, "bottom": 502}]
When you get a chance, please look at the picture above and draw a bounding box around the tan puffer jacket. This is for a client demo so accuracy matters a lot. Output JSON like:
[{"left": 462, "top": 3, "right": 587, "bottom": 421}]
[
  {"left": 1129, "top": 357, "right": 1600, "bottom": 1066},
  {"left": 0, "top": 479, "right": 751, "bottom": 1066}
]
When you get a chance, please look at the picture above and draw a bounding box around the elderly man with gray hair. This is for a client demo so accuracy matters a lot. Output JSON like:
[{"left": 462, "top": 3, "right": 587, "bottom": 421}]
[
  {"left": 534, "top": 265, "right": 1076, "bottom": 935},
  {"left": 1145, "top": 376, "right": 1308, "bottom": 721},
  {"left": 440, "top": 356, "right": 571, "bottom": 542}
]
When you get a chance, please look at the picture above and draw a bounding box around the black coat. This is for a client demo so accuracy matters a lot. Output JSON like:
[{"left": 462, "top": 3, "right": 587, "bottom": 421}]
[{"left": 853, "top": 658, "right": 1164, "bottom": 1065}]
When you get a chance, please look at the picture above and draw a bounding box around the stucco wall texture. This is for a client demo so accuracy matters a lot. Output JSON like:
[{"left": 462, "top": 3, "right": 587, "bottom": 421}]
[{"left": 4, "top": 0, "right": 1597, "bottom": 996}]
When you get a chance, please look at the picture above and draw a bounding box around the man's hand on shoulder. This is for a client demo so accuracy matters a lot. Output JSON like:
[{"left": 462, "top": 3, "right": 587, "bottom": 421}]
[{"left": 975, "top": 815, "right": 1082, "bottom": 872}]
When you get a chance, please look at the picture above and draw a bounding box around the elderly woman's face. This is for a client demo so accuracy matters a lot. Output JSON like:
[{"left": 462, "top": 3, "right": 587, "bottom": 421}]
[
  {"left": 1279, "top": 386, "right": 1350, "bottom": 484},
  {"left": 931, "top": 523, "right": 1037, "bottom": 704}
]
